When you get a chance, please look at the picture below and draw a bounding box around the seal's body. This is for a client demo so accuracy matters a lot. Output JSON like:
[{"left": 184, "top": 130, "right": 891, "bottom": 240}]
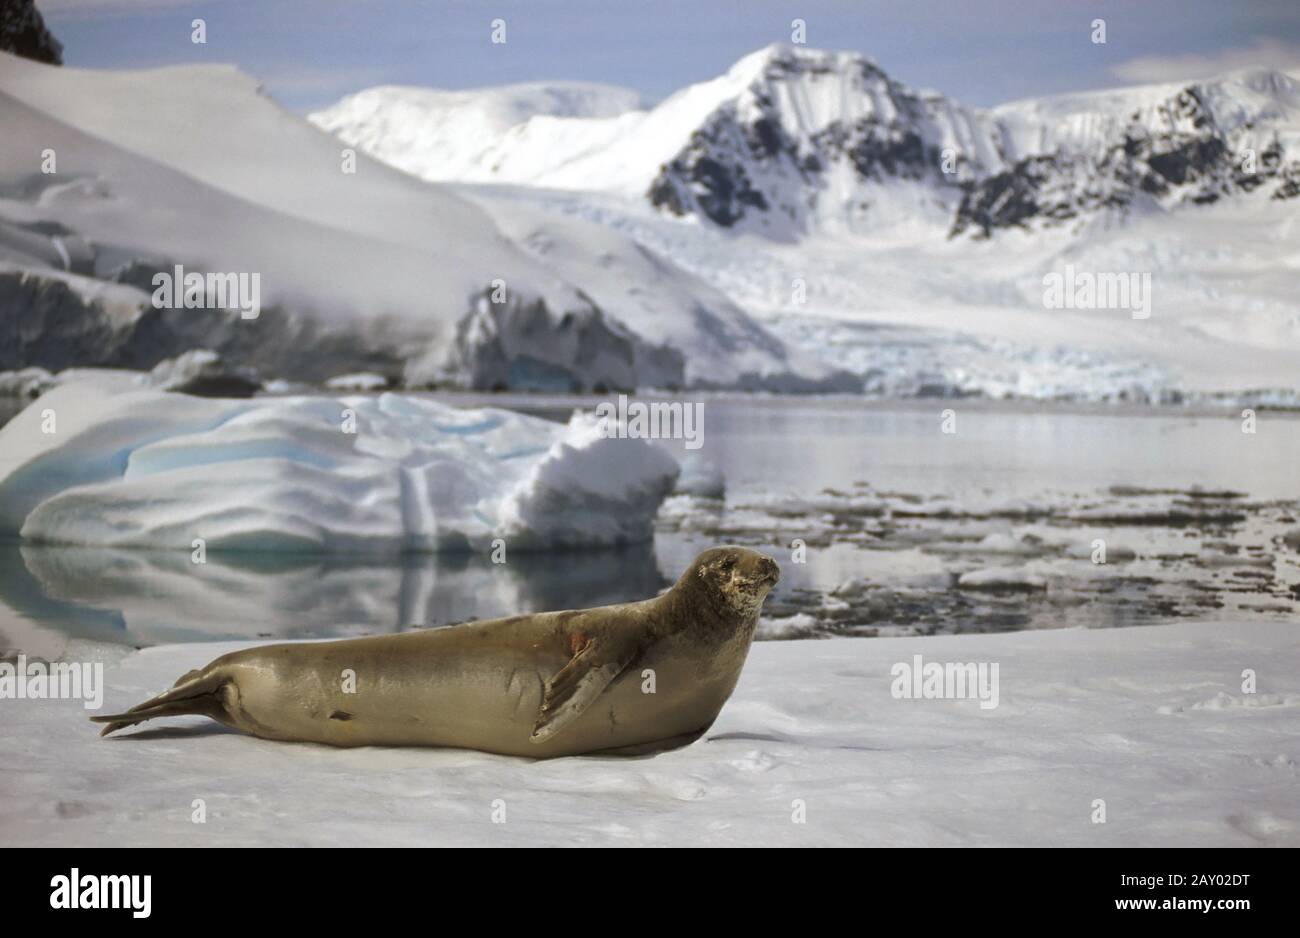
[{"left": 92, "top": 547, "right": 779, "bottom": 758}]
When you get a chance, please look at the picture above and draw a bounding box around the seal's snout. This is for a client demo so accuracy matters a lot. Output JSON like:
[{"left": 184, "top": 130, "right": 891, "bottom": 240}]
[{"left": 759, "top": 555, "right": 780, "bottom": 585}]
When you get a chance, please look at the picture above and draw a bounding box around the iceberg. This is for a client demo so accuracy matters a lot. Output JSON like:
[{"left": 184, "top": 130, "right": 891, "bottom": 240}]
[{"left": 0, "top": 383, "right": 679, "bottom": 553}]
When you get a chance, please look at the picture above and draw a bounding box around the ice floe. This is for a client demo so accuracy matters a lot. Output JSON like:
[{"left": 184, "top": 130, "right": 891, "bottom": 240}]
[{"left": 3, "top": 619, "right": 1295, "bottom": 846}]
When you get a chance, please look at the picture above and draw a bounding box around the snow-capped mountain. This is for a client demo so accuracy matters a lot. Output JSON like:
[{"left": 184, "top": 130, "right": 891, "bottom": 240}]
[
  {"left": 312, "top": 45, "right": 996, "bottom": 239},
  {"left": 5, "top": 43, "right": 1296, "bottom": 401},
  {"left": 0, "top": 51, "right": 845, "bottom": 392},
  {"left": 310, "top": 44, "right": 1300, "bottom": 400},
  {"left": 314, "top": 44, "right": 1300, "bottom": 241},
  {"left": 642, "top": 46, "right": 1003, "bottom": 238},
  {"left": 956, "top": 69, "right": 1300, "bottom": 237}
]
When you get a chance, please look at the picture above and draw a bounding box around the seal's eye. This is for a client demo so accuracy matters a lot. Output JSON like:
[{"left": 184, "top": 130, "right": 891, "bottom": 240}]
[{"left": 720, "top": 557, "right": 736, "bottom": 571}]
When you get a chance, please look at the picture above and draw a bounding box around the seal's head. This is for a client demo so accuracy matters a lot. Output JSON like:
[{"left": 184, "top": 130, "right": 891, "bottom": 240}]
[{"left": 684, "top": 546, "right": 780, "bottom": 621}]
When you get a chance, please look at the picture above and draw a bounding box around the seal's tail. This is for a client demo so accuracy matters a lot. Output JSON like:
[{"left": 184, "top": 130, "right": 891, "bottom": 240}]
[{"left": 90, "top": 667, "right": 227, "bottom": 737}]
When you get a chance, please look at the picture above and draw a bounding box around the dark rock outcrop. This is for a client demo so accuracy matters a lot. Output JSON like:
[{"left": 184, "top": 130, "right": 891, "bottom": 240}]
[
  {"left": 1, "top": 0, "right": 63, "bottom": 65},
  {"left": 430, "top": 290, "right": 685, "bottom": 392},
  {"left": 0, "top": 269, "right": 687, "bottom": 392}
]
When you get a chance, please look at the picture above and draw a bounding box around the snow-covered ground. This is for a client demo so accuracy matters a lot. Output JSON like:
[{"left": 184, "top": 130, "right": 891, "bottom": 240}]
[{"left": 2, "top": 620, "right": 1295, "bottom": 847}]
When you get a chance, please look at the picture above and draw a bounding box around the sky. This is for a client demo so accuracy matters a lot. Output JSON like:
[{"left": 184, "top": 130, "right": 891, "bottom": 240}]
[{"left": 40, "top": 0, "right": 1300, "bottom": 113}]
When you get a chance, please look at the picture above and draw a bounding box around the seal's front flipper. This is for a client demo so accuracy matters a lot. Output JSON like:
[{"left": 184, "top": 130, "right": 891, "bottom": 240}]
[{"left": 530, "top": 638, "right": 629, "bottom": 744}]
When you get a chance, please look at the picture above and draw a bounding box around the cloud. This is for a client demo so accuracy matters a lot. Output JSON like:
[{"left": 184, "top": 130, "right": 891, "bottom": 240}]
[{"left": 1111, "top": 37, "right": 1300, "bottom": 84}]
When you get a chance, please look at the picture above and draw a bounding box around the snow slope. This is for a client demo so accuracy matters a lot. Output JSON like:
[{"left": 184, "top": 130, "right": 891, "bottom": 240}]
[
  {"left": 0, "top": 382, "right": 679, "bottom": 553},
  {"left": 311, "top": 61, "right": 760, "bottom": 193},
  {"left": 0, "top": 52, "right": 824, "bottom": 391},
  {"left": 311, "top": 81, "right": 643, "bottom": 184},
  {"left": 450, "top": 183, "right": 1300, "bottom": 399},
  {"left": 993, "top": 68, "right": 1300, "bottom": 160},
  {"left": 2, "top": 619, "right": 1295, "bottom": 846},
  {"left": 956, "top": 67, "right": 1300, "bottom": 237},
  {"left": 462, "top": 192, "right": 847, "bottom": 389}
]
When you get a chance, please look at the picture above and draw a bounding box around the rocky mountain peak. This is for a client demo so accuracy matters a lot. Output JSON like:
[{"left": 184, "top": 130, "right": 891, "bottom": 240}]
[
  {"left": 1, "top": 0, "right": 62, "bottom": 65},
  {"left": 648, "top": 45, "right": 996, "bottom": 237}
]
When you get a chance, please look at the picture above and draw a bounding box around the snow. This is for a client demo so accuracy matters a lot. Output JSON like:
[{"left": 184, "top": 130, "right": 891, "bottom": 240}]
[
  {"left": 310, "top": 81, "right": 644, "bottom": 184},
  {"left": 0, "top": 53, "right": 546, "bottom": 330},
  {"left": 0, "top": 51, "right": 817, "bottom": 391},
  {"left": 311, "top": 47, "right": 1300, "bottom": 401},
  {"left": 0, "top": 382, "right": 679, "bottom": 553},
  {"left": 308, "top": 57, "right": 751, "bottom": 193},
  {"left": 2, "top": 619, "right": 1295, "bottom": 846},
  {"left": 310, "top": 45, "right": 1000, "bottom": 200},
  {"left": 460, "top": 191, "right": 851, "bottom": 389},
  {"left": 7, "top": 44, "right": 1295, "bottom": 399},
  {"left": 311, "top": 43, "right": 999, "bottom": 223},
  {"left": 993, "top": 67, "right": 1300, "bottom": 159},
  {"left": 476, "top": 184, "right": 1300, "bottom": 400}
]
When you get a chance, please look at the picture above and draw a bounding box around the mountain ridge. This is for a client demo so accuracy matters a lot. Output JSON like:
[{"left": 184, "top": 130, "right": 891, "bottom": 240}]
[{"left": 311, "top": 44, "right": 1300, "bottom": 239}]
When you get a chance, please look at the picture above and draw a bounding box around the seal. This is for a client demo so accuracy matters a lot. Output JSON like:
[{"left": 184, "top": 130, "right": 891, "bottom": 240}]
[{"left": 91, "top": 546, "right": 780, "bottom": 758}]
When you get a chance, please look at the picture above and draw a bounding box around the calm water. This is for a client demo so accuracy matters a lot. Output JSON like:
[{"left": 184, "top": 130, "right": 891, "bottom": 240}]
[{"left": 2, "top": 394, "right": 1297, "bottom": 657}]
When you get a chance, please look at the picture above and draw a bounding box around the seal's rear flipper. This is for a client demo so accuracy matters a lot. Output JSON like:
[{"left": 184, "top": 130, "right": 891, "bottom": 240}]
[{"left": 91, "top": 668, "right": 227, "bottom": 737}]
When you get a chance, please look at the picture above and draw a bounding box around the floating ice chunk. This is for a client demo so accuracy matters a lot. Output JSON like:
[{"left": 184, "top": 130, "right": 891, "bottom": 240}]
[
  {"left": 975, "top": 531, "right": 1047, "bottom": 555},
  {"left": 957, "top": 566, "right": 1049, "bottom": 592},
  {"left": 757, "top": 613, "right": 822, "bottom": 640},
  {"left": 140, "top": 349, "right": 262, "bottom": 398},
  {"left": 325, "top": 373, "right": 390, "bottom": 391},
  {"left": 0, "top": 383, "right": 679, "bottom": 554},
  {"left": 0, "top": 367, "right": 55, "bottom": 399}
]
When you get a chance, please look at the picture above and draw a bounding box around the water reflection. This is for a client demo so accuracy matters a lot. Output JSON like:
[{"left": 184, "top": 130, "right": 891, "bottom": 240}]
[
  {"left": 3, "top": 394, "right": 1298, "bottom": 656},
  {"left": 0, "top": 540, "right": 668, "bottom": 657}
]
